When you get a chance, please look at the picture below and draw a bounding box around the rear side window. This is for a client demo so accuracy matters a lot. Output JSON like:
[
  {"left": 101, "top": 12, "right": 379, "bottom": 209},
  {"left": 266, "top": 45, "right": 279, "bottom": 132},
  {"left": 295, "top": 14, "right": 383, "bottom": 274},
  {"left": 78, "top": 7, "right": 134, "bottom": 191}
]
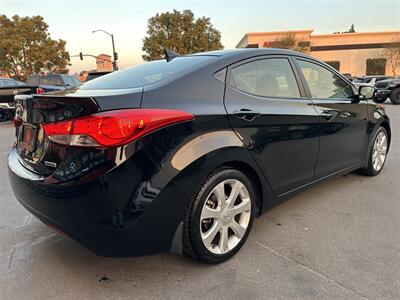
[
  {"left": 80, "top": 56, "right": 214, "bottom": 90},
  {"left": 297, "top": 59, "right": 353, "bottom": 99},
  {"left": 230, "top": 58, "right": 300, "bottom": 98}
]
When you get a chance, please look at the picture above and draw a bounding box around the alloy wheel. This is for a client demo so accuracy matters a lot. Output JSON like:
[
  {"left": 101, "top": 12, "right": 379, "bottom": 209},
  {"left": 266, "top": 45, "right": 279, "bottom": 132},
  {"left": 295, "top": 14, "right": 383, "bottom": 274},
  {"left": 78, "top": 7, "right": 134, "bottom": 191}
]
[
  {"left": 372, "top": 131, "right": 388, "bottom": 171},
  {"left": 200, "top": 179, "right": 251, "bottom": 255}
]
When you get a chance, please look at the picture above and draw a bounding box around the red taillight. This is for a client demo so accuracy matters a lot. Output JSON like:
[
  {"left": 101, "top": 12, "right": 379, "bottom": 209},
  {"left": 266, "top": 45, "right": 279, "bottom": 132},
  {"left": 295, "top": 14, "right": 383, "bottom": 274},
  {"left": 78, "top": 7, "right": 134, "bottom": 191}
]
[
  {"left": 36, "top": 87, "right": 44, "bottom": 94},
  {"left": 13, "top": 117, "right": 23, "bottom": 128},
  {"left": 42, "top": 109, "right": 194, "bottom": 148}
]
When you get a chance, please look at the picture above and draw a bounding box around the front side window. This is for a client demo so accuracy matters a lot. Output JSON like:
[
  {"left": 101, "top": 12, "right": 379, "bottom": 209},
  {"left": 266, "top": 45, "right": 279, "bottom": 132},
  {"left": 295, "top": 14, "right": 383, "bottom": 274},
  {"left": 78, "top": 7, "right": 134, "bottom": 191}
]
[
  {"left": 230, "top": 58, "right": 300, "bottom": 98},
  {"left": 297, "top": 59, "right": 353, "bottom": 99}
]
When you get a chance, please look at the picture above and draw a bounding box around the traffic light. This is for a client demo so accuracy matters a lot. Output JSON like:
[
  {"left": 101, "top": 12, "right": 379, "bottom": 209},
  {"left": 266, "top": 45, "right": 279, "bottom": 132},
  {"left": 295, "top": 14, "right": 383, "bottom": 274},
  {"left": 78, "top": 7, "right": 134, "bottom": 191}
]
[
  {"left": 79, "top": 52, "right": 83, "bottom": 60},
  {"left": 113, "top": 52, "right": 118, "bottom": 61}
]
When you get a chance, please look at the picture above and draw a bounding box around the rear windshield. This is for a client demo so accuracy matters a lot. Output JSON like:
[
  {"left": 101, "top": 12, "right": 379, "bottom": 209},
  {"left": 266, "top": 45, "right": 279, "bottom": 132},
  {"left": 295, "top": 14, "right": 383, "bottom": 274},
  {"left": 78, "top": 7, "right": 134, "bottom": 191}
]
[
  {"left": 26, "top": 75, "right": 64, "bottom": 86},
  {"left": 80, "top": 56, "right": 214, "bottom": 90},
  {"left": 26, "top": 76, "right": 40, "bottom": 85}
]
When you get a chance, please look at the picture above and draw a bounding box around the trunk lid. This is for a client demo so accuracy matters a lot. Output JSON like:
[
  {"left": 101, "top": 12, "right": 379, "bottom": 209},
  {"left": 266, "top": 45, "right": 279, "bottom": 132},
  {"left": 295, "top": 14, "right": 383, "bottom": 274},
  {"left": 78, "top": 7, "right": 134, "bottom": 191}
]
[
  {"left": 14, "top": 87, "right": 143, "bottom": 177},
  {"left": 14, "top": 94, "right": 99, "bottom": 175}
]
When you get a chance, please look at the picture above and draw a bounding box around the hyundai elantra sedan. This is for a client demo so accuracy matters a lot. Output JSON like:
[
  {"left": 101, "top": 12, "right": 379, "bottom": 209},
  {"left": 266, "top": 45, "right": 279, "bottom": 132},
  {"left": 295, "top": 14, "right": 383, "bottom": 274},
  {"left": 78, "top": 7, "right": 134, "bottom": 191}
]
[{"left": 8, "top": 49, "right": 390, "bottom": 264}]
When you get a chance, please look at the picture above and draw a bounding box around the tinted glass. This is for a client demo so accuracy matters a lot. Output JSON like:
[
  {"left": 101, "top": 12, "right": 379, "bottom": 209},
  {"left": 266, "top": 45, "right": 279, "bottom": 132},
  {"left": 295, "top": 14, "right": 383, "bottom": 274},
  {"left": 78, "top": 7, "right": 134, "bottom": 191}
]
[
  {"left": 297, "top": 60, "right": 353, "bottom": 99},
  {"left": 81, "top": 56, "right": 214, "bottom": 90},
  {"left": 230, "top": 58, "right": 300, "bottom": 98},
  {"left": 64, "top": 76, "right": 75, "bottom": 86},
  {"left": 40, "top": 75, "right": 64, "bottom": 86},
  {"left": 26, "top": 76, "right": 40, "bottom": 85}
]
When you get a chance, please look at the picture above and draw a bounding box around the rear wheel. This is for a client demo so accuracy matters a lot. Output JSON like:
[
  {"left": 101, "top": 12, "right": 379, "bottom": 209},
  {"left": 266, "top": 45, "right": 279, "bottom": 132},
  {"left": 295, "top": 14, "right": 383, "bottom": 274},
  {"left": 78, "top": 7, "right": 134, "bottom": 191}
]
[
  {"left": 390, "top": 88, "right": 400, "bottom": 104},
  {"left": 358, "top": 127, "right": 388, "bottom": 176},
  {"left": 183, "top": 168, "right": 255, "bottom": 264}
]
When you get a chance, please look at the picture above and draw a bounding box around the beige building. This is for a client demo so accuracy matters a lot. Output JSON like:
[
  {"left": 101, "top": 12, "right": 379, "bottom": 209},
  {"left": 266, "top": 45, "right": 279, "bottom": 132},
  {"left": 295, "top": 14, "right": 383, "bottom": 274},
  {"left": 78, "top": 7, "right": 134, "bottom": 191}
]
[
  {"left": 236, "top": 30, "right": 400, "bottom": 77},
  {"left": 96, "top": 54, "right": 113, "bottom": 72}
]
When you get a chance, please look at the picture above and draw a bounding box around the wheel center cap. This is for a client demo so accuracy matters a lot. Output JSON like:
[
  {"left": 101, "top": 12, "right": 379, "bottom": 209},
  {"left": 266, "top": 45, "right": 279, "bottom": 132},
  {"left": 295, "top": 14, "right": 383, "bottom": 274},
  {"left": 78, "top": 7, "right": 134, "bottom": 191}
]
[{"left": 222, "top": 212, "right": 232, "bottom": 223}]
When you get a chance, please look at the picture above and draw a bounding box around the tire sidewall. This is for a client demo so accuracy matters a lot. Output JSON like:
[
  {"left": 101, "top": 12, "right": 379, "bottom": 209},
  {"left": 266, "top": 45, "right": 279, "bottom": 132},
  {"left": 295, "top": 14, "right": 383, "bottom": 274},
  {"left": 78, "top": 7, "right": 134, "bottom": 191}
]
[
  {"left": 189, "top": 169, "right": 256, "bottom": 264},
  {"left": 390, "top": 88, "right": 400, "bottom": 104}
]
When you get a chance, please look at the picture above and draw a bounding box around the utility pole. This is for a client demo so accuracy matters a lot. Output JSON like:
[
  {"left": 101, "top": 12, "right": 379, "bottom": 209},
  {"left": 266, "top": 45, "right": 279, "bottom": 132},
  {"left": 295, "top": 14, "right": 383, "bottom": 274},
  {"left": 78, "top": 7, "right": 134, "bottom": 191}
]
[{"left": 92, "top": 29, "right": 118, "bottom": 71}]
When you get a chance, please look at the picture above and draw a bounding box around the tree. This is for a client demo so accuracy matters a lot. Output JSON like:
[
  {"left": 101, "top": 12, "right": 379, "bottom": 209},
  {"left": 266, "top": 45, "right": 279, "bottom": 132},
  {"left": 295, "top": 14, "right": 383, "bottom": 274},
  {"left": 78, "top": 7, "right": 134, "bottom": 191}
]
[
  {"left": 270, "top": 33, "right": 310, "bottom": 53},
  {"left": 384, "top": 43, "right": 400, "bottom": 76},
  {"left": 0, "top": 15, "right": 70, "bottom": 81},
  {"left": 334, "top": 24, "right": 356, "bottom": 34},
  {"left": 142, "top": 10, "right": 223, "bottom": 61}
]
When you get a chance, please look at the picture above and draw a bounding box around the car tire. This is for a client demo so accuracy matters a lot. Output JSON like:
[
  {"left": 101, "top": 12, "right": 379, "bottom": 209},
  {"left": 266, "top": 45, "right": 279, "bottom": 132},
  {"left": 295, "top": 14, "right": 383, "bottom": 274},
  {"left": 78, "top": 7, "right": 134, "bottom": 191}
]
[
  {"left": 390, "top": 88, "right": 400, "bottom": 104},
  {"left": 373, "top": 97, "right": 386, "bottom": 104},
  {"left": 183, "top": 168, "right": 255, "bottom": 264},
  {"left": 358, "top": 126, "right": 389, "bottom": 176}
]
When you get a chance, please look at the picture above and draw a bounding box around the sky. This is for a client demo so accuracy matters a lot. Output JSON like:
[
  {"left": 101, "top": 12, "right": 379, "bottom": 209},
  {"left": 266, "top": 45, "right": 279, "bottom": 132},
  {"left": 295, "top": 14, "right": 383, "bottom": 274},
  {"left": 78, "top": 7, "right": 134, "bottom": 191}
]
[{"left": 1, "top": 0, "right": 399, "bottom": 74}]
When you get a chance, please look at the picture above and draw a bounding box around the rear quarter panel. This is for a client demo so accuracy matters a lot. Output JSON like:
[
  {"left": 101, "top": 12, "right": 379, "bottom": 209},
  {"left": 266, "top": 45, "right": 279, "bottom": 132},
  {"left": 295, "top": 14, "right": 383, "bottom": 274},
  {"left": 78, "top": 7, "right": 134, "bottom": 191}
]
[{"left": 140, "top": 65, "right": 276, "bottom": 214}]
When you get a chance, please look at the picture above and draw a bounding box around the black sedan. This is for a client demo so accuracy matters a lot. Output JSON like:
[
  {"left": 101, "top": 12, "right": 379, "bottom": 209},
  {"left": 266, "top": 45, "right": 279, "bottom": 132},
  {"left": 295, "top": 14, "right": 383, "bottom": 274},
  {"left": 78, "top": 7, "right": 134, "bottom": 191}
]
[{"left": 8, "top": 49, "right": 390, "bottom": 264}]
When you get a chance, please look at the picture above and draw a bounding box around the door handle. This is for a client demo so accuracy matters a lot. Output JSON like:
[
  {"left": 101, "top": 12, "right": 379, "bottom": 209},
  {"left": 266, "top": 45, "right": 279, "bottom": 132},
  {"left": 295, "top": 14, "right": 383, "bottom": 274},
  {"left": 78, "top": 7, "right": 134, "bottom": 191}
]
[
  {"left": 233, "top": 109, "right": 261, "bottom": 121},
  {"left": 319, "top": 110, "right": 339, "bottom": 122}
]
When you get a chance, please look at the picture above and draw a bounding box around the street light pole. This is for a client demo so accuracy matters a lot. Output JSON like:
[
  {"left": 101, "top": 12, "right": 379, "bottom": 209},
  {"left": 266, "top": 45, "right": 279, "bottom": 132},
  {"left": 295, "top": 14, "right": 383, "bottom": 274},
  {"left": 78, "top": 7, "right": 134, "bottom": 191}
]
[
  {"left": 92, "top": 29, "right": 118, "bottom": 71},
  {"left": 110, "top": 34, "right": 117, "bottom": 71}
]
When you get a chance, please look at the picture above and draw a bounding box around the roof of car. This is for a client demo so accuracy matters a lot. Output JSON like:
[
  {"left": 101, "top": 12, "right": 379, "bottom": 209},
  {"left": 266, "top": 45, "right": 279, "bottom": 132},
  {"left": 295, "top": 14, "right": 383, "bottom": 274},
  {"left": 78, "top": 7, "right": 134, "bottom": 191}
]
[
  {"left": 187, "top": 48, "right": 313, "bottom": 68},
  {"left": 190, "top": 48, "right": 308, "bottom": 58}
]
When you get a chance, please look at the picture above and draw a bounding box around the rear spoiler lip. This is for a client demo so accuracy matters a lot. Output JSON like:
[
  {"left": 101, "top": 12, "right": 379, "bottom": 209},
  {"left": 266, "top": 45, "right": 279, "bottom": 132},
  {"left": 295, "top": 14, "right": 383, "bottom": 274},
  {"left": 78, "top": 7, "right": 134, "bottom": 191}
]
[
  {"left": 14, "top": 94, "right": 100, "bottom": 124},
  {"left": 40, "top": 86, "right": 143, "bottom": 98}
]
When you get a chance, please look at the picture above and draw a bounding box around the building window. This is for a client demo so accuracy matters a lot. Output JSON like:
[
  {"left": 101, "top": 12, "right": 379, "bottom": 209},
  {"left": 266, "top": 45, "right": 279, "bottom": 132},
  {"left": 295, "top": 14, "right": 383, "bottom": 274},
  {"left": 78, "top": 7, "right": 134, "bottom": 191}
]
[
  {"left": 366, "top": 58, "right": 386, "bottom": 75},
  {"left": 324, "top": 61, "right": 341, "bottom": 71},
  {"left": 298, "top": 41, "right": 310, "bottom": 47}
]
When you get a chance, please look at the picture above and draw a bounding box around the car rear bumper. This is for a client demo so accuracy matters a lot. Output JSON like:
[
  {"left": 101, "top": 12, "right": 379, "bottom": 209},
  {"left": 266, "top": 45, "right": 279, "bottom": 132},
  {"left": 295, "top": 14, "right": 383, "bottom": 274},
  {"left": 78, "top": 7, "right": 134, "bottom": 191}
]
[{"left": 8, "top": 147, "right": 186, "bottom": 257}]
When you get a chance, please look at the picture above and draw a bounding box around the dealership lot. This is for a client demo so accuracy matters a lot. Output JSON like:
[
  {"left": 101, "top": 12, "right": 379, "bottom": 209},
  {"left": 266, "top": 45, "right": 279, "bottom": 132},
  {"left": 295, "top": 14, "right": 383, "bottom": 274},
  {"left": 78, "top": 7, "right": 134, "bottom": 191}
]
[{"left": 0, "top": 104, "right": 399, "bottom": 299}]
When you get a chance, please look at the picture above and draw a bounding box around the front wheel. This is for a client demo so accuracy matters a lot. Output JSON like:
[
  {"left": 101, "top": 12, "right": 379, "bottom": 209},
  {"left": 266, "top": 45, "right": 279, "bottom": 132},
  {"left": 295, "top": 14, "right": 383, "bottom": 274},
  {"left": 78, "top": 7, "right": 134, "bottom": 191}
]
[
  {"left": 358, "top": 127, "right": 389, "bottom": 176},
  {"left": 183, "top": 168, "right": 255, "bottom": 264},
  {"left": 390, "top": 88, "right": 400, "bottom": 104}
]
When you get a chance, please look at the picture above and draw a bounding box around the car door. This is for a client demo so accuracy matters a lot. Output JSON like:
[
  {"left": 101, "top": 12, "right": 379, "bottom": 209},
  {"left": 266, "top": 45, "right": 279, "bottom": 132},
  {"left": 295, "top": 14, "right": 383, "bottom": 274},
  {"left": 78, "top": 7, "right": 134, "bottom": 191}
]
[
  {"left": 224, "top": 56, "right": 320, "bottom": 196},
  {"left": 294, "top": 58, "right": 369, "bottom": 178}
]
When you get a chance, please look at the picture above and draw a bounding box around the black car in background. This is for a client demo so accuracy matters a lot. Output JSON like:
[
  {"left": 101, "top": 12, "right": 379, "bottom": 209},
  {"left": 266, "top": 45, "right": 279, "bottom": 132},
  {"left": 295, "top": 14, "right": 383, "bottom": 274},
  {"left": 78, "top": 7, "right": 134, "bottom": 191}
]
[
  {"left": 26, "top": 74, "right": 81, "bottom": 92},
  {"left": 8, "top": 49, "right": 390, "bottom": 263},
  {"left": 0, "top": 77, "right": 37, "bottom": 121},
  {"left": 0, "top": 74, "right": 81, "bottom": 121},
  {"left": 85, "top": 71, "right": 112, "bottom": 81},
  {"left": 374, "top": 77, "right": 400, "bottom": 104},
  {"left": 0, "top": 77, "right": 25, "bottom": 87},
  {"left": 352, "top": 75, "right": 392, "bottom": 89}
]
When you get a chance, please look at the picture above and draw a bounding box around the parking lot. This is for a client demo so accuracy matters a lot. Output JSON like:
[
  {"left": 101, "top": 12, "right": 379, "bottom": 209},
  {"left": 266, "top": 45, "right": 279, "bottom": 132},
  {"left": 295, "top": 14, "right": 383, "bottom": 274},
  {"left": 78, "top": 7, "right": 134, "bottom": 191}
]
[{"left": 0, "top": 104, "right": 398, "bottom": 300}]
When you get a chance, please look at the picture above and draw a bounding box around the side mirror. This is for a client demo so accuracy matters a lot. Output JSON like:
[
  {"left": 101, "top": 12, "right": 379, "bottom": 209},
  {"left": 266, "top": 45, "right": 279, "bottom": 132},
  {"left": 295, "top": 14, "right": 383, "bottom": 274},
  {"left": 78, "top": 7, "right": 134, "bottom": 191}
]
[{"left": 358, "top": 85, "right": 375, "bottom": 100}]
